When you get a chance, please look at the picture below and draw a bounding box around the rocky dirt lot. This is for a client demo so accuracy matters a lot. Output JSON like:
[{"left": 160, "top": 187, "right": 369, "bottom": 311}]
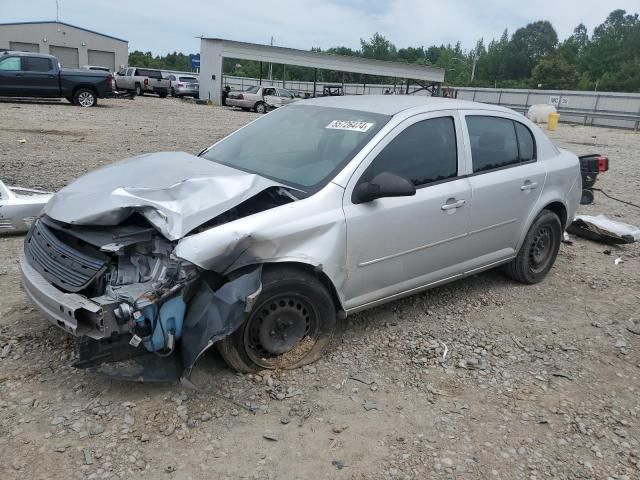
[{"left": 1, "top": 96, "right": 639, "bottom": 480}]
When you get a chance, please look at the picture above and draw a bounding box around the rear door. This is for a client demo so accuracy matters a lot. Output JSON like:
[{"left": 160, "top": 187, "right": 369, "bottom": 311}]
[
  {"left": 0, "top": 55, "right": 23, "bottom": 95},
  {"left": 461, "top": 112, "right": 546, "bottom": 267},
  {"left": 343, "top": 112, "right": 472, "bottom": 310},
  {"left": 22, "top": 56, "right": 58, "bottom": 97},
  {"left": 263, "top": 87, "right": 281, "bottom": 108}
]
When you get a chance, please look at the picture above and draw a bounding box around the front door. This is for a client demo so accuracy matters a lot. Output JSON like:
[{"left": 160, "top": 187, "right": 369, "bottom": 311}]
[
  {"left": 343, "top": 112, "right": 471, "bottom": 311},
  {"left": 461, "top": 113, "right": 547, "bottom": 268},
  {"left": 0, "top": 55, "right": 23, "bottom": 96}
]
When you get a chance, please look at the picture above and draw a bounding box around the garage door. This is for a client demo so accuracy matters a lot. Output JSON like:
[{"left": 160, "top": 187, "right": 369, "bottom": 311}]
[
  {"left": 49, "top": 45, "right": 79, "bottom": 69},
  {"left": 87, "top": 49, "right": 115, "bottom": 72},
  {"left": 9, "top": 41, "right": 40, "bottom": 53}
]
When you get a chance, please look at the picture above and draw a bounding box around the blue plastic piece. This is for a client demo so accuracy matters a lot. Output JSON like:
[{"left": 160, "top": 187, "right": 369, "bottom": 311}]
[{"left": 138, "top": 296, "right": 186, "bottom": 352}]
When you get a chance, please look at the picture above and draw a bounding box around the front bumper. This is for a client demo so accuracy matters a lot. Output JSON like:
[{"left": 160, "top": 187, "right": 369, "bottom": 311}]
[{"left": 20, "top": 253, "right": 117, "bottom": 339}]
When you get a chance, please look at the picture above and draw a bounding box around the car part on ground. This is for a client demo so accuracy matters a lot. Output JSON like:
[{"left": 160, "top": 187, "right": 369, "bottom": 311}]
[
  {"left": 19, "top": 96, "right": 583, "bottom": 382},
  {"left": 567, "top": 214, "right": 639, "bottom": 244},
  {"left": 0, "top": 180, "right": 52, "bottom": 234}
]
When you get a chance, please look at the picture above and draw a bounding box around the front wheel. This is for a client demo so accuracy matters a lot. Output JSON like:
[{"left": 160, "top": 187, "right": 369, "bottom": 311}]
[
  {"left": 503, "top": 210, "right": 562, "bottom": 284},
  {"left": 217, "top": 266, "right": 336, "bottom": 373},
  {"left": 73, "top": 88, "right": 97, "bottom": 107},
  {"left": 158, "top": 89, "right": 168, "bottom": 98}
]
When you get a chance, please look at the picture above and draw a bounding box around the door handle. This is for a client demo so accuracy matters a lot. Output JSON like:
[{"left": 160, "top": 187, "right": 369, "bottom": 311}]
[
  {"left": 441, "top": 199, "right": 466, "bottom": 211},
  {"left": 520, "top": 182, "right": 538, "bottom": 191}
]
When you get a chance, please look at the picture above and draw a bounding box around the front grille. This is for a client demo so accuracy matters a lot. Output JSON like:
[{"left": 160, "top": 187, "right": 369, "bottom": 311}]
[{"left": 24, "top": 219, "right": 108, "bottom": 292}]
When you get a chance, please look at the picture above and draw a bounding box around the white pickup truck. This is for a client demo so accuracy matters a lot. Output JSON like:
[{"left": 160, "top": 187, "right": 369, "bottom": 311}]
[{"left": 115, "top": 67, "right": 170, "bottom": 97}]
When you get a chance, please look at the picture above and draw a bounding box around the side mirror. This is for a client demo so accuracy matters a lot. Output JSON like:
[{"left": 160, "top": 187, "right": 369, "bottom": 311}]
[{"left": 353, "top": 171, "right": 416, "bottom": 204}]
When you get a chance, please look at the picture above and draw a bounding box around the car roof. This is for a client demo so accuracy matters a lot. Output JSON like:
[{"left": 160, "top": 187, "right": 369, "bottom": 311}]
[{"left": 300, "top": 94, "right": 513, "bottom": 116}]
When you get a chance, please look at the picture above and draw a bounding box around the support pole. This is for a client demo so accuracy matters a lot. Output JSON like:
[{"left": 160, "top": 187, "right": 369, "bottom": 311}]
[
  {"left": 259, "top": 62, "right": 263, "bottom": 85},
  {"left": 405, "top": 78, "right": 410, "bottom": 95},
  {"left": 313, "top": 68, "right": 317, "bottom": 97}
]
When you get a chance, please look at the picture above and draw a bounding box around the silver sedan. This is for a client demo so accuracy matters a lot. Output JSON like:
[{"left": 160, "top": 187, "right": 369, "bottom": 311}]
[{"left": 20, "top": 96, "right": 581, "bottom": 379}]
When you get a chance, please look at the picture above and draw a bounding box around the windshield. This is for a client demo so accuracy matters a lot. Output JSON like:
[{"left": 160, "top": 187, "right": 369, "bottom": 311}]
[
  {"left": 201, "top": 104, "right": 389, "bottom": 192},
  {"left": 245, "top": 86, "right": 260, "bottom": 93}
]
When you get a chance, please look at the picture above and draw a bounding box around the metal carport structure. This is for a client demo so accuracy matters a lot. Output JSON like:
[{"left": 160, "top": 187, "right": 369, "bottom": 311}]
[{"left": 198, "top": 38, "right": 445, "bottom": 104}]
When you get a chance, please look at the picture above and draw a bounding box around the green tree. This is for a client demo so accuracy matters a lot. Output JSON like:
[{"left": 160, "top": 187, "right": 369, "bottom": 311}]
[
  {"left": 531, "top": 53, "right": 579, "bottom": 89},
  {"left": 506, "top": 21, "right": 558, "bottom": 79},
  {"left": 360, "top": 33, "right": 397, "bottom": 60}
]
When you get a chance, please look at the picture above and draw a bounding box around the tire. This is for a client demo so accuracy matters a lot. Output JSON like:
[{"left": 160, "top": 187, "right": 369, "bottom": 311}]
[
  {"left": 158, "top": 89, "right": 168, "bottom": 98},
  {"left": 503, "top": 210, "right": 562, "bottom": 284},
  {"left": 135, "top": 83, "right": 144, "bottom": 96},
  {"left": 254, "top": 102, "right": 267, "bottom": 113},
  {"left": 171, "top": 88, "right": 175, "bottom": 97},
  {"left": 217, "top": 266, "right": 336, "bottom": 373},
  {"left": 580, "top": 189, "right": 594, "bottom": 205},
  {"left": 73, "top": 88, "right": 97, "bottom": 107}
]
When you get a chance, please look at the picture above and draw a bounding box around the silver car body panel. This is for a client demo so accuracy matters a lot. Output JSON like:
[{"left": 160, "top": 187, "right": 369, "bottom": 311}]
[
  {"left": 24, "top": 96, "right": 581, "bottom": 324},
  {"left": 0, "top": 180, "right": 52, "bottom": 233},
  {"left": 43, "top": 152, "right": 288, "bottom": 241}
]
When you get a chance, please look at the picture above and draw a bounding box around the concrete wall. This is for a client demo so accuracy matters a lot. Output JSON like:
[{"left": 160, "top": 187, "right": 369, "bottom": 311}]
[{"left": 0, "top": 22, "right": 128, "bottom": 71}]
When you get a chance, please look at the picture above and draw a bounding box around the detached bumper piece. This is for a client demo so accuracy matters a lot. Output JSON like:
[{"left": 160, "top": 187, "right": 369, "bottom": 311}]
[
  {"left": 0, "top": 180, "right": 52, "bottom": 234},
  {"left": 567, "top": 214, "right": 639, "bottom": 245}
]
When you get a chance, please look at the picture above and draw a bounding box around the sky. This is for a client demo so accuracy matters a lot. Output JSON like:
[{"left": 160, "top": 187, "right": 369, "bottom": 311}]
[{"left": 1, "top": 0, "right": 638, "bottom": 55}]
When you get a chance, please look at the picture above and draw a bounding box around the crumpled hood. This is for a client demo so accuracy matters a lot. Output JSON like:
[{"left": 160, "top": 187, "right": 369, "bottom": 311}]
[{"left": 44, "top": 152, "right": 285, "bottom": 240}]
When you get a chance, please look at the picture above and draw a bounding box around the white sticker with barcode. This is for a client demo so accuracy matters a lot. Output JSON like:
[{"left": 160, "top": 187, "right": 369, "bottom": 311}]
[{"left": 326, "top": 120, "right": 374, "bottom": 132}]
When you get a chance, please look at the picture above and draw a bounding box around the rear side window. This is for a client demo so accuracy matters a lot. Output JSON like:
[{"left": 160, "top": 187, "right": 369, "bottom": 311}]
[
  {"left": 515, "top": 122, "right": 535, "bottom": 161},
  {"left": 25, "top": 57, "right": 52, "bottom": 72},
  {"left": 366, "top": 117, "right": 458, "bottom": 187},
  {"left": 466, "top": 116, "right": 536, "bottom": 172},
  {"left": 0, "top": 56, "right": 21, "bottom": 71}
]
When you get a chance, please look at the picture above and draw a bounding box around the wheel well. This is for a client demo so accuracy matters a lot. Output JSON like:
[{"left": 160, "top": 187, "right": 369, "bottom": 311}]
[
  {"left": 543, "top": 201, "right": 568, "bottom": 229},
  {"left": 72, "top": 85, "right": 97, "bottom": 97},
  {"left": 258, "top": 262, "right": 344, "bottom": 315}
]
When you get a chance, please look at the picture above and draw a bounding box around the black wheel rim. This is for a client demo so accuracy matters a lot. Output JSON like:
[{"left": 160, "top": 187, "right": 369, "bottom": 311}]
[
  {"left": 243, "top": 293, "right": 317, "bottom": 368},
  {"left": 529, "top": 226, "right": 555, "bottom": 273}
]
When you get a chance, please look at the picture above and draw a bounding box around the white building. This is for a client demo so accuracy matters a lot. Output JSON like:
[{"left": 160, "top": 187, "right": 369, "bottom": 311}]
[{"left": 0, "top": 21, "right": 128, "bottom": 71}]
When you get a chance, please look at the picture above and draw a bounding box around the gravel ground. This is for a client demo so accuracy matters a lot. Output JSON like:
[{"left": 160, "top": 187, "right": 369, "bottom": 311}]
[{"left": 1, "top": 96, "right": 639, "bottom": 480}]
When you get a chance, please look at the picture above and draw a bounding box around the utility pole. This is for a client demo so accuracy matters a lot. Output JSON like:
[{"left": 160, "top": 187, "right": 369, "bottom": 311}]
[
  {"left": 55, "top": 0, "right": 60, "bottom": 22},
  {"left": 268, "top": 36, "right": 273, "bottom": 82}
]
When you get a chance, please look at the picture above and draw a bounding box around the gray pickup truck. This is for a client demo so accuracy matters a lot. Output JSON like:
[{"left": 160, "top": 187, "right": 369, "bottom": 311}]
[
  {"left": 0, "top": 51, "right": 114, "bottom": 107},
  {"left": 115, "top": 67, "right": 170, "bottom": 97}
]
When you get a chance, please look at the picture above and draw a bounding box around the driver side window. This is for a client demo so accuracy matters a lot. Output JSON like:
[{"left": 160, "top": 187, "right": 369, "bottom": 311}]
[{"left": 366, "top": 117, "right": 458, "bottom": 187}]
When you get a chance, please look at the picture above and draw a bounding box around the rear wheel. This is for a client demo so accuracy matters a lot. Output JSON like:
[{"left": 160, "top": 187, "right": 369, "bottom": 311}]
[
  {"left": 254, "top": 102, "right": 267, "bottom": 114},
  {"left": 217, "top": 266, "right": 336, "bottom": 373},
  {"left": 134, "top": 83, "right": 144, "bottom": 96},
  {"left": 503, "top": 210, "right": 562, "bottom": 284},
  {"left": 73, "top": 88, "right": 97, "bottom": 107}
]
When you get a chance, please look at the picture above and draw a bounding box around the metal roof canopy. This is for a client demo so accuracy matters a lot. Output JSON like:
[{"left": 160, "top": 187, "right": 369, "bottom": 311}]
[{"left": 198, "top": 38, "right": 445, "bottom": 103}]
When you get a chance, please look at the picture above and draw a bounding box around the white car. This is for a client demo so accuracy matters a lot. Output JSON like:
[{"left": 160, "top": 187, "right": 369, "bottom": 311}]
[{"left": 226, "top": 85, "right": 297, "bottom": 113}]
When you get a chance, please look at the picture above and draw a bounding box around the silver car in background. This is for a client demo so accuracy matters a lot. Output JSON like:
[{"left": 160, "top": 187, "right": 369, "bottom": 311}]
[
  {"left": 167, "top": 74, "right": 199, "bottom": 98},
  {"left": 19, "top": 96, "right": 580, "bottom": 380}
]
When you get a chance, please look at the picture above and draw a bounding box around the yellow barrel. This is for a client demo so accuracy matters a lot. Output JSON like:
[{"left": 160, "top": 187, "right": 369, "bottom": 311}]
[{"left": 548, "top": 112, "right": 560, "bottom": 131}]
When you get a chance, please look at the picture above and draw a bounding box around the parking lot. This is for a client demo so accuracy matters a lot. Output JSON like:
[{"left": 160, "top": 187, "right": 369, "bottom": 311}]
[{"left": 1, "top": 96, "right": 640, "bottom": 479}]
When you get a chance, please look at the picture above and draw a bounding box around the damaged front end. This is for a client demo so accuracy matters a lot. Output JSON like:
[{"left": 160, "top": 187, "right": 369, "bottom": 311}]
[{"left": 20, "top": 215, "right": 262, "bottom": 382}]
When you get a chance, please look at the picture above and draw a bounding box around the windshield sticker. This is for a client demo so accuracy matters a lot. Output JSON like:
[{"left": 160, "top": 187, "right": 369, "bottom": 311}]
[{"left": 326, "top": 120, "right": 374, "bottom": 132}]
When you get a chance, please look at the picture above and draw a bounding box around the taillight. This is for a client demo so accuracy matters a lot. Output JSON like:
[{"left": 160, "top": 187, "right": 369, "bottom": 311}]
[
  {"left": 144, "top": 78, "right": 149, "bottom": 86},
  {"left": 107, "top": 74, "right": 114, "bottom": 90},
  {"left": 597, "top": 156, "right": 609, "bottom": 172},
  {"left": 237, "top": 93, "right": 244, "bottom": 100},
  {"left": 177, "top": 83, "right": 184, "bottom": 87}
]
